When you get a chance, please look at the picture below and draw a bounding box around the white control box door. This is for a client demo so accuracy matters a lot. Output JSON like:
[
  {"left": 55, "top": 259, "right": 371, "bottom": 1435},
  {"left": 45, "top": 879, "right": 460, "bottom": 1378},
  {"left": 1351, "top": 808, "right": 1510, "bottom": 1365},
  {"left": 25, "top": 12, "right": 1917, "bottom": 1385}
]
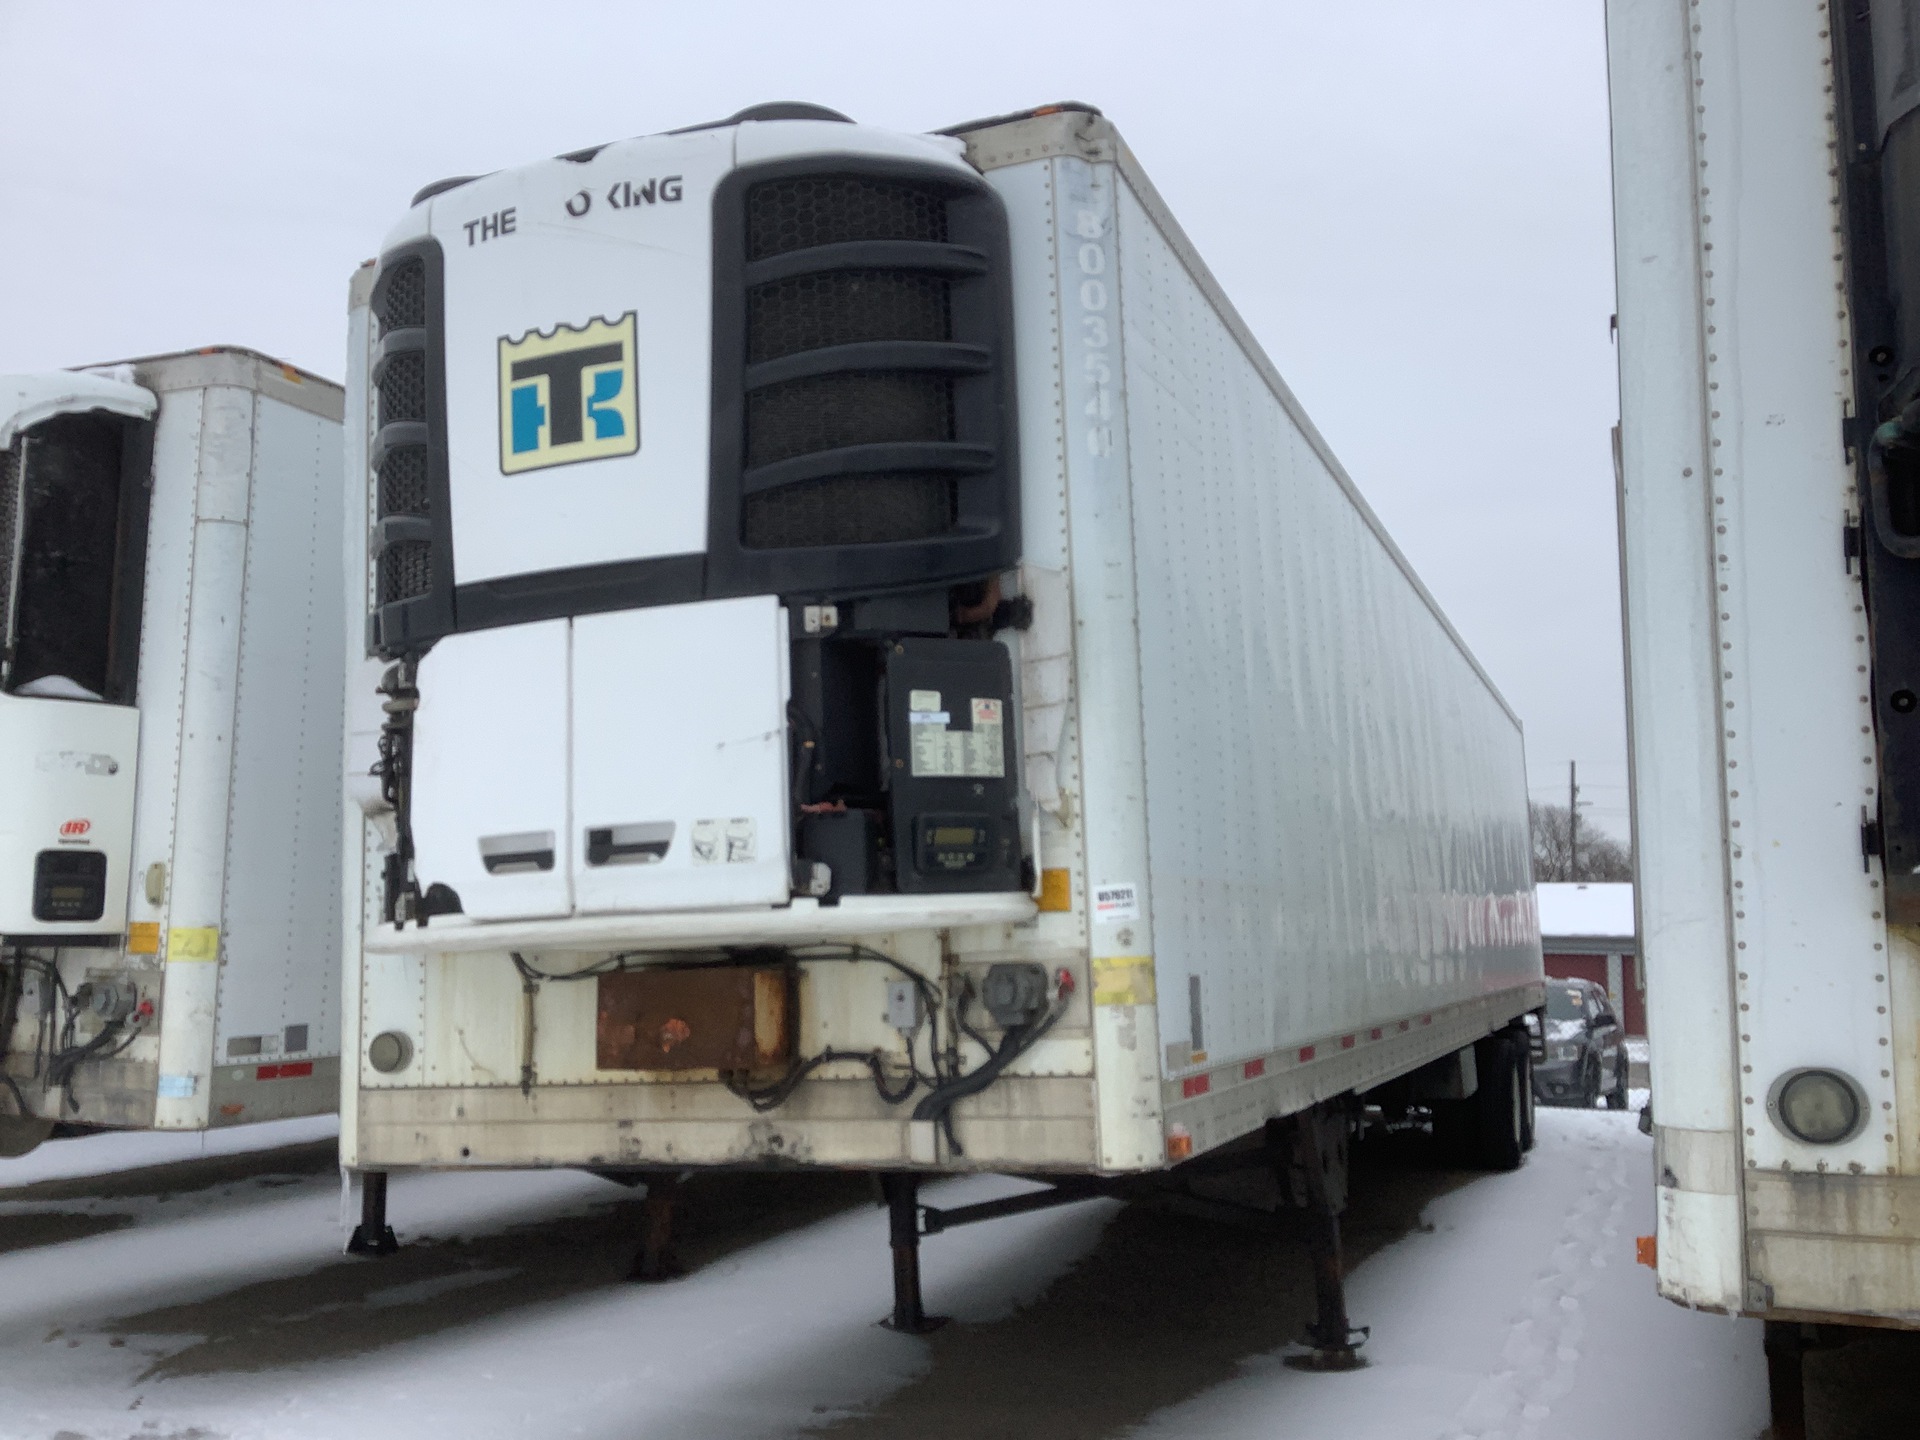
[
  {"left": 0, "top": 693, "right": 139, "bottom": 934},
  {"left": 572, "top": 595, "right": 790, "bottom": 913},
  {"left": 410, "top": 620, "right": 572, "bottom": 921}
]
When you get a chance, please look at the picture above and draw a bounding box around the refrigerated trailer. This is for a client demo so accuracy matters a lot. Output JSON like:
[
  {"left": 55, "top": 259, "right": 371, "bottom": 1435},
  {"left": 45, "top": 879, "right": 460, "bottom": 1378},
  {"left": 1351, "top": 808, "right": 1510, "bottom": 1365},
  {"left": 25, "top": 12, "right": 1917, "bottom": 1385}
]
[
  {"left": 339, "top": 101, "right": 1544, "bottom": 1343},
  {"left": 1608, "top": 0, "right": 1920, "bottom": 1415},
  {"left": 0, "top": 350, "right": 344, "bottom": 1156}
]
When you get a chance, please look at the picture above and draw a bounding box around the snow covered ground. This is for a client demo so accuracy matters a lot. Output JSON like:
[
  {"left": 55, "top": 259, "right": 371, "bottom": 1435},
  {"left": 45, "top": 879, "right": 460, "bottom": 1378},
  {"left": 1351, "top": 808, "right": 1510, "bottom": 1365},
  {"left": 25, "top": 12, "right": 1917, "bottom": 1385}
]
[{"left": 0, "top": 1107, "right": 1765, "bottom": 1440}]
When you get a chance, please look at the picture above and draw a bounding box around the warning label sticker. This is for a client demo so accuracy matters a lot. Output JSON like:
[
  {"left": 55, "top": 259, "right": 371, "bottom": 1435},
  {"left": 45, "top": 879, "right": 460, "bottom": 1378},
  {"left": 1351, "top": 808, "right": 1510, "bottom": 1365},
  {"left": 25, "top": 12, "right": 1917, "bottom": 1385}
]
[
  {"left": 910, "top": 695, "right": 1005, "bottom": 778},
  {"left": 691, "top": 818, "right": 758, "bottom": 865},
  {"left": 1093, "top": 882, "right": 1140, "bottom": 923}
]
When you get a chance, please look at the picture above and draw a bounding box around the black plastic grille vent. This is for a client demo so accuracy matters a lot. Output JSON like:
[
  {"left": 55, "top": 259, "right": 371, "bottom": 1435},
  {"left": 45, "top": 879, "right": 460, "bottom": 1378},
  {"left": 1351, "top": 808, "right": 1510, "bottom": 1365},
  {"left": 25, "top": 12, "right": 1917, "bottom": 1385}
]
[
  {"left": 377, "top": 351, "right": 427, "bottom": 432},
  {"left": 746, "top": 373, "right": 954, "bottom": 470},
  {"left": 379, "top": 447, "right": 430, "bottom": 517},
  {"left": 747, "top": 177, "right": 947, "bottom": 260},
  {"left": 745, "top": 473, "right": 956, "bottom": 550},
  {"left": 747, "top": 271, "right": 951, "bottom": 365},
  {"left": 378, "top": 260, "right": 426, "bottom": 336},
  {"left": 708, "top": 156, "right": 1015, "bottom": 597},
  {"left": 380, "top": 541, "right": 433, "bottom": 603},
  {"left": 735, "top": 171, "right": 989, "bottom": 559},
  {"left": 370, "top": 250, "right": 442, "bottom": 625}
]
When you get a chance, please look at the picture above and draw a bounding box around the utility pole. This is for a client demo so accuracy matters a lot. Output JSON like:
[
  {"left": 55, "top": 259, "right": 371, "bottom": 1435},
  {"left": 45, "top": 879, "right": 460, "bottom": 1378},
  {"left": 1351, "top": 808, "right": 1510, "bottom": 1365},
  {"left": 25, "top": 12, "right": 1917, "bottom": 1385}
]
[{"left": 1568, "top": 760, "right": 1580, "bottom": 881}]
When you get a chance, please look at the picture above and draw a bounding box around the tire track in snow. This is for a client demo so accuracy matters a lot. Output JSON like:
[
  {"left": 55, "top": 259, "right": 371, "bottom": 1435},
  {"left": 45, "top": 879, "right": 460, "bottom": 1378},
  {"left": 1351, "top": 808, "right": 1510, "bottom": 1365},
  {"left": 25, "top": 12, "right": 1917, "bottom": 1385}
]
[{"left": 1443, "top": 1130, "right": 1629, "bottom": 1440}]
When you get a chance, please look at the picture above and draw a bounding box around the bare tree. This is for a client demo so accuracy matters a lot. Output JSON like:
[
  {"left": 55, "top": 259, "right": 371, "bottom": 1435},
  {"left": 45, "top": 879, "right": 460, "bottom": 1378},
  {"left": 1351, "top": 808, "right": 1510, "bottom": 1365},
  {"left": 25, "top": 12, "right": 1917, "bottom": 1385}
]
[{"left": 1531, "top": 801, "right": 1632, "bottom": 883}]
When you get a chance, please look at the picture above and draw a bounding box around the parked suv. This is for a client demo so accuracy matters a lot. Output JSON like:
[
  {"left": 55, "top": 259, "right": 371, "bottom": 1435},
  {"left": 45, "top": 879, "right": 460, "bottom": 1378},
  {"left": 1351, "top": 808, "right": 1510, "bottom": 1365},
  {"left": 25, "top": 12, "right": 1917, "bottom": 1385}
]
[{"left": 1534, "top": 978, "right": 1629, "bottom": 1109}]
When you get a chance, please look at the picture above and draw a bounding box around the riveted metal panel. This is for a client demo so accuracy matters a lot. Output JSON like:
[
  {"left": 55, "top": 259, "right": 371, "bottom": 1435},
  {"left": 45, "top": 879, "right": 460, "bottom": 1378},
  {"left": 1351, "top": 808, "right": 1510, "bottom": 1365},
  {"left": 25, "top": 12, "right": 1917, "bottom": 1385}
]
[
  {"left": 213, "top": 395, "right": 344, "bottom": 1069},
  {"left": 1606, "top": 0, "right": 1748, "bottom": 1309},
  {"left": 1112, "top": 171, "right": 1538, "bottom": 1092},
  {"left": 1686, "top": 2, "right": 1898, "bottom": 1183},
  {"left": 1612, "top": 0, "right": 1920, "bottom": 1321}
]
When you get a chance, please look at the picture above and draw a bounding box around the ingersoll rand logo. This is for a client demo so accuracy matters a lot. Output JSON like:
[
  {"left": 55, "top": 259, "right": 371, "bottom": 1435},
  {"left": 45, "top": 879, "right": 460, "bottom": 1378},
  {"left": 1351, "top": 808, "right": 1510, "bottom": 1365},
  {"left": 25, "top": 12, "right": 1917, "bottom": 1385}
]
[
  {"left": 497, "top": 313, "right": 639, "bottom": 473},
  {"left": 58, "top": 818, "right": 91, "bottom": 841}
]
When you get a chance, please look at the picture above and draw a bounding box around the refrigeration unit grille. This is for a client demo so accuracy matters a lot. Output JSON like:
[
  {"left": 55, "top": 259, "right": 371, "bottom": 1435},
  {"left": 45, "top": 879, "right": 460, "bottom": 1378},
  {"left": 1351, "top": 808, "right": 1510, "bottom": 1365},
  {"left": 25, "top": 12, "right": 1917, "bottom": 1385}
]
[
  {"left": 376, "top": 351, "right": 426, "bottom": 433},
  {"left": 379, "top": 447, "right": 430, "bottom": 517},
  {"left": 380, "top": 541, "right": 433, "bottom": 604},
  {"left": 369, "top": 253, "right": 447, "bottom": 630},
  {"left": 378, "top": 260, "right": 427, "bottom": 335},
  {"left": 745, "top": 372, "right": 954, "bottom": 469},
  {"left": 746, "top": 270, "right": 951, "bottom": 365},
  {"left": 712, "top": 158, "right": 1019, "bottom": 592},
  {"left": 744, "top": 472, "right": 957, "bottom": 550},
  {"left": 746, "top": 176, "right": 948, "bottom": 259}
]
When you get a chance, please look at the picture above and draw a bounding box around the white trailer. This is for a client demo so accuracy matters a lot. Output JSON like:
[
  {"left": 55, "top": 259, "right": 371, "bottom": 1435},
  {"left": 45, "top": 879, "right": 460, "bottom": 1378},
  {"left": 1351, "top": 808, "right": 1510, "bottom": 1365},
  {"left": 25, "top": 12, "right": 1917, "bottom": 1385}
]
[
  {"left": 1609, "top": 0, "right": 1920, "bottom": 1419},
  {"left": 339, "top": 102, "right": 1542, "bottom": 1343},
  {"left": 0, "top": 349, "right": 345, "bottom": 1156}
]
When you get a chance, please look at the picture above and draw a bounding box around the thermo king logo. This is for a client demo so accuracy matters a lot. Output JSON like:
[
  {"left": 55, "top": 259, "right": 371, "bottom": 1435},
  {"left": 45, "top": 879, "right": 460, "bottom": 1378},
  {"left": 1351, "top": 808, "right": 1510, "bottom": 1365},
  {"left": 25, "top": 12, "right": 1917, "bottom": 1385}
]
[{"left": 497, "top": 313, "right": 639, "bottom": 473}]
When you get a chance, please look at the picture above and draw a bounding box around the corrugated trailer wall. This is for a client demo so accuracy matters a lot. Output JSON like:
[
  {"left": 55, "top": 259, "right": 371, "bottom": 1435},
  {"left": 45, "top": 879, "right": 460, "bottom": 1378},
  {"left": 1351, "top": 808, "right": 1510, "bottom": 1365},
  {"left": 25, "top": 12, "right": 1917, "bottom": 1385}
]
[
  {"left": 969, "top": 112, "right": 1540, "bottom": 1164},
  {"left": 1112, "top": 175, "right": 1538, "bottom": 1073}
]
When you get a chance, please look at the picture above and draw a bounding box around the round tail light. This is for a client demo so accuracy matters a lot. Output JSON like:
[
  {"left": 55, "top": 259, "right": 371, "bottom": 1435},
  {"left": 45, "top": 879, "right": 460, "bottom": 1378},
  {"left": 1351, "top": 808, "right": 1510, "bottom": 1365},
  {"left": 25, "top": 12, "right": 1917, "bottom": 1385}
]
[{"left": 1767, "top": 1068, "right": 1867, "bottom": 1145}]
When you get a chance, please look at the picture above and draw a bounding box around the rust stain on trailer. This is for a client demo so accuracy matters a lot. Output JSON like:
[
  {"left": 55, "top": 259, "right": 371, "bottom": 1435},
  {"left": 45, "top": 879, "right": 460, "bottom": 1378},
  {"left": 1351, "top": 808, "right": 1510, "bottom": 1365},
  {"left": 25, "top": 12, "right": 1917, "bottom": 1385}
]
[{"left": 596, "top": 963, "right": 794, "bottom": 1072}]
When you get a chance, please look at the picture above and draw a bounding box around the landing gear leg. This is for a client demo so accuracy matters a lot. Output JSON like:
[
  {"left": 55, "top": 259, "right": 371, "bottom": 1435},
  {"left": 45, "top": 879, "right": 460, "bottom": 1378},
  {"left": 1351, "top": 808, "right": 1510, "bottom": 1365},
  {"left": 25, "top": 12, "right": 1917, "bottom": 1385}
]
[
  {"left": 629, "top": 1171, "right": 685, "bottom": 1281},
  {"left": 1764, "top": 1321, "right": 1808, "bottom": 1440},
  {"left": 1277, "top": 1109, "right": 1368, "bottom": 1371},
  {"left": 347, "top": 1170, "right": 399, "bottom": 1256},
  {"left": 880, "top": 1173, "right": 946, "bottom": 1333}
]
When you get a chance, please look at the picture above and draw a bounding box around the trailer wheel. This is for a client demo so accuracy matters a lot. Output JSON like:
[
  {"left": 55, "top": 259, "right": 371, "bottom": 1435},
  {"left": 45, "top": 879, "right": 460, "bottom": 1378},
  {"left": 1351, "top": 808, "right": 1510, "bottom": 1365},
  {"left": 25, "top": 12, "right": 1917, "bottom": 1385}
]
[
  {"left": 1471, "top": 1033, "right": 1526, "bottom": 1172},
  {"left": 1429, "top": 1034, "right": 1527, "bottom": 1170},
  {"left": 1518, "top": 1040, "right": 1537, "bottom": 1152},
  {"left": 1579, "top": 1056, "right": 1602, "bottom": 1109},
  {"left": 1607, "top": 1047, "right": 1630, "bottom": 1111}
]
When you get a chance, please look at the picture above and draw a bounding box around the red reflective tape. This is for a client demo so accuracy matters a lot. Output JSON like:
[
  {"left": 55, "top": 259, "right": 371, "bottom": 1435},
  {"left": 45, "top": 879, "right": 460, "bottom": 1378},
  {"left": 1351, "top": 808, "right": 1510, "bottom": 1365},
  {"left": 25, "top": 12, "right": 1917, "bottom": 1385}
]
[
  {"left": 1340, "top": 1035, "right": 1356, "bottom": 1050},
  {"left": 255, "top": 1061, "right": 314, "bottom": 1081},
  {"left": 1182, "top": 1074, "right": 1210, "bottom": 1098},
  {"left": 1243, "top": 1058, "right": 1266, "bottom": 1079},
  {"left": 1420, "top": 1015, "right": 1433, "bottom": 1026},
  {"left": 1369, "top": 1028, "right": 1383, "bottom": 1041},
  {"left": 1399, "top": 1020, "right": 1410, "bottom": 1032},
  {"left": 1298, "top": 1045, "right": 1316, "bottom": 1062}
]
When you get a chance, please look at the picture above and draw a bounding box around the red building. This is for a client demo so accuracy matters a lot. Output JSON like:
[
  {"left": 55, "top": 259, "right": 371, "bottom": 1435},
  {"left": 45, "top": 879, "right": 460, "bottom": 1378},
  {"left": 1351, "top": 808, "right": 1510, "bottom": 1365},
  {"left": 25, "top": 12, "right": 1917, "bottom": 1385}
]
[{"left": 1536, "top": 882, "right": 1643, "bottom": 1037}]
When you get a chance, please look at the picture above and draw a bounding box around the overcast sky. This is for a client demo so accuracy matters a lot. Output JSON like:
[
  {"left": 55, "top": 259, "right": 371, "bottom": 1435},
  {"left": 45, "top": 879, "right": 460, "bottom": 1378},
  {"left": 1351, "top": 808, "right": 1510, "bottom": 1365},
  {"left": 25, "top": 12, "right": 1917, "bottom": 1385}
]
[{"left": 0, "top": 0, "right": 1629, "bottom": 838}]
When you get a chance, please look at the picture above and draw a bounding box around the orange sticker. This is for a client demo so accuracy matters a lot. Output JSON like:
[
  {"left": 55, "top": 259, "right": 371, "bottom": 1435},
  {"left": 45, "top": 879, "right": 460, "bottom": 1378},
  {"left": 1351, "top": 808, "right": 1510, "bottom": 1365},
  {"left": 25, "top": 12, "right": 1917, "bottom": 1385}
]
[
  {"left": 1635, "top": 1235, "right": 1658, "bottom": 1269},
  {"left": 1038, "top": 868, "right": 1071, "bottom": 912},
  {"left": 127, "top": 922, "right": 160, "bottom": 955}
]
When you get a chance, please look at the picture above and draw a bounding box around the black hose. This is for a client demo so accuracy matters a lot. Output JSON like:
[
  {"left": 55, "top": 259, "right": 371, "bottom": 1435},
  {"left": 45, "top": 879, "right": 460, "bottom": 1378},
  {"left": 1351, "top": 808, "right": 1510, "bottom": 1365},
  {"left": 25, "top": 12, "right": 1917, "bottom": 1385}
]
[
  {"left": 47, "top": 1020, "right": 125, "bottom": 1103},
  {"left": 910, "top": 994, "right": 1067, "bottom": 1154}
]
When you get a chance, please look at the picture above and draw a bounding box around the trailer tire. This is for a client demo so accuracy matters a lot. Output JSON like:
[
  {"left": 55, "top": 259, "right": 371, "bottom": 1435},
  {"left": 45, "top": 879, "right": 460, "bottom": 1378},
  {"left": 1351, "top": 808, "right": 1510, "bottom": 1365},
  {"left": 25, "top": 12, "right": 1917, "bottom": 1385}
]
[
  {"left": 1579, "top": 1056, "right": 1602, "bottom": 1110},
  {"left": 1607, "top": 1048, "right": 1630, "bottom": 1111},
  {"left": 1518, "top": 1040, "right": 1537, "bottom": 1152},
  {"left": 1429, "top": 1034, "right": 1527, "bottom": 1170},
  {"left": 1471, "top": 1033, "right": 1526, "bottom": 1172}
]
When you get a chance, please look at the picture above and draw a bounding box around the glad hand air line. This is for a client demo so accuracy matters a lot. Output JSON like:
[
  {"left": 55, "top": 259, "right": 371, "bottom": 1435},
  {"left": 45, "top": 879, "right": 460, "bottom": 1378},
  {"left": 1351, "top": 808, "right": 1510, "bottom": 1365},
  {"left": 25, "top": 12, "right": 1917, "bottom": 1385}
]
[{"left": 341, "top": 103, "right": 1543, "bottom": 1334}]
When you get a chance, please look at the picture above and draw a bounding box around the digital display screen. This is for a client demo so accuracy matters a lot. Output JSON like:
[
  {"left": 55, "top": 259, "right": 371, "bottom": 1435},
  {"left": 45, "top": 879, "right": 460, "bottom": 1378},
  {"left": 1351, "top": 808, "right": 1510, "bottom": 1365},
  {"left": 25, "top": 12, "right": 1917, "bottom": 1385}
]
[
  {"left": 930, "top": 826, "right": 982, "bottom": 846},
  {"left": 33, "top": 847, "right": 108, "bottom": 922}
]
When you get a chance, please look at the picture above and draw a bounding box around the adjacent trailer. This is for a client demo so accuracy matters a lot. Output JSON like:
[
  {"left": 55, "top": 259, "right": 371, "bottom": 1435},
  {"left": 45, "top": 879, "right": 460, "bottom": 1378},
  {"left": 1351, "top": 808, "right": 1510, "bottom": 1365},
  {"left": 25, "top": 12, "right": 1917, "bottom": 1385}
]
[
  {"left": 0, "top": 350, "right": 345, "bottom": 1156},
  {"left": 1609, "top": 0, "right": 1920, "bottom": 1424},
  {"left": 340, "top": 103, "right": 1542, "bottom": 1347}
]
